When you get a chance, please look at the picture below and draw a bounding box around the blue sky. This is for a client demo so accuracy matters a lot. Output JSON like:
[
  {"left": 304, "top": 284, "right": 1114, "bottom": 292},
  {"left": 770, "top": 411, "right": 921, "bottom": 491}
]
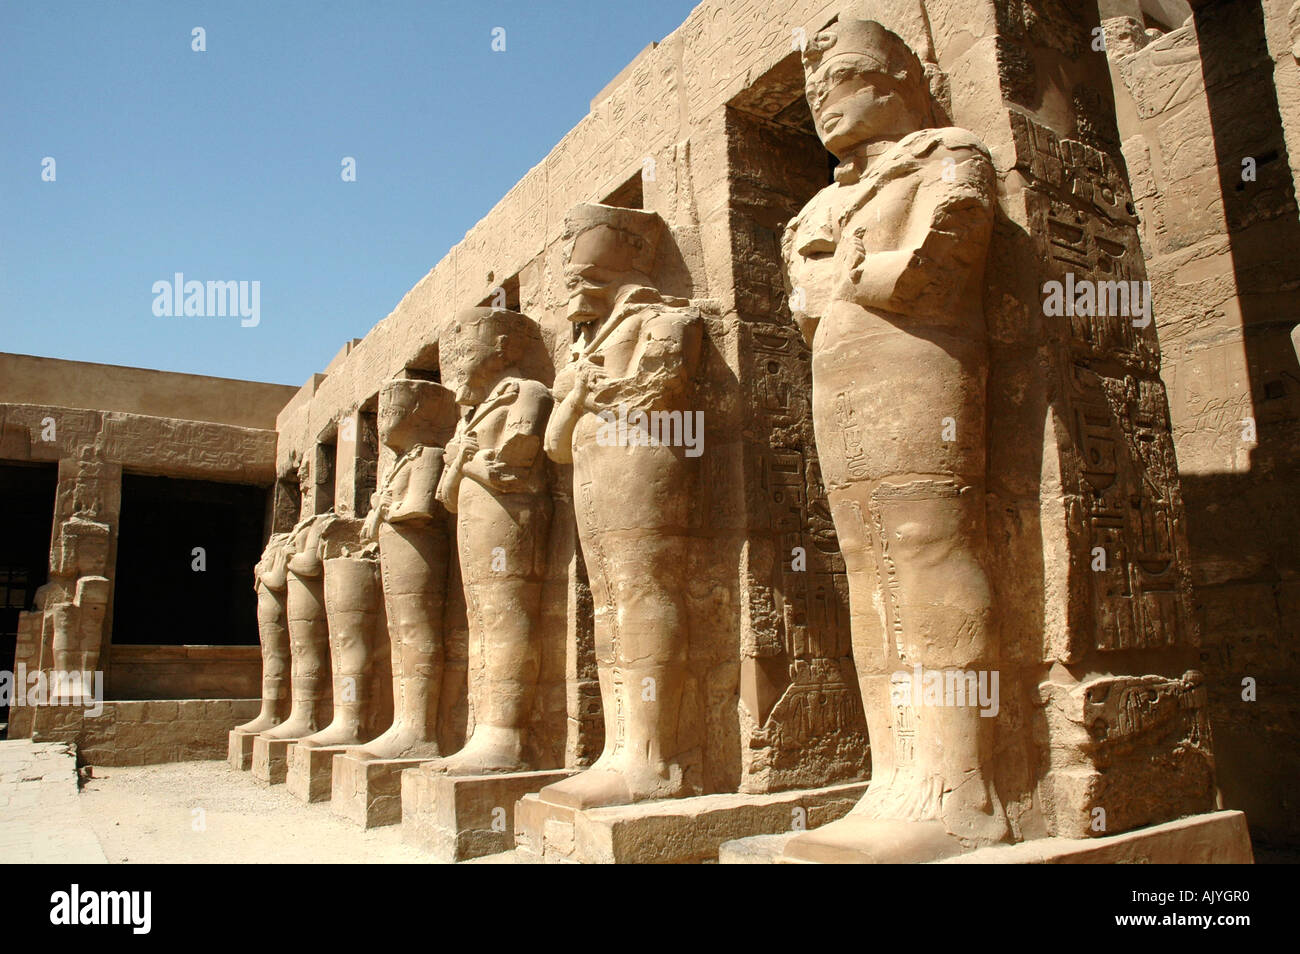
[{"left": 1, "top": 0, "right": 699, "bottom": 386}]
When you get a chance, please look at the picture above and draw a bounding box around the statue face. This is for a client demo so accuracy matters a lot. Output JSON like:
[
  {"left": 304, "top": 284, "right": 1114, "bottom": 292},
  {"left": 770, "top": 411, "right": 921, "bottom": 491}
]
[
  {"left": 446, "top": 322, "right": 501, "bottom": 405},
  {"left": 564, "top": 224, "right": 644, "bottom": 323},
  {"left": 806, "top": 56, "right": 922, "bottom": 157},
  {"left": 378, "top": 386, "right": 416, "bottom": 450}
]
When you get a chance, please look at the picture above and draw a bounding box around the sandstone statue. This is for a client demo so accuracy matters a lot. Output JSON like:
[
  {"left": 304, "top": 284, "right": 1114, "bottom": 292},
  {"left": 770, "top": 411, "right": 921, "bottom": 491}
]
[
  {"left": 233, "top": 531, "right": 292, "bottom": 734},
  {"left": 48, "top": 516, "right": 111, "bottom": 682},
  {"left": 428, "top": 306, "right": 554, "bottom": 775},
  {"left": 297, "top": 515, "right": 390, "bottom": 748},
  {"left": 262, "top": 459, "right": 333, "bottom": 741},
  {"left": 356, "top": 377, "right": 459, "bottom": 760},
  {"left": 45, "top": 448, "right": 115, "bottom": 706},
  {"left": 540, "top": 203, "right": 703, "bottom": 808},
  {"left": 781, "top": 18, "right": 1006, "bottom": 860}
]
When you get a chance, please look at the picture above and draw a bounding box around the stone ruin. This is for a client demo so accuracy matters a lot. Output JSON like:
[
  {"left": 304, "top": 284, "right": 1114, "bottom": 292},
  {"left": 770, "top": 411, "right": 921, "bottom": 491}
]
[{"left": 10, "top": 0, "right": 1300, "bottom": 863}]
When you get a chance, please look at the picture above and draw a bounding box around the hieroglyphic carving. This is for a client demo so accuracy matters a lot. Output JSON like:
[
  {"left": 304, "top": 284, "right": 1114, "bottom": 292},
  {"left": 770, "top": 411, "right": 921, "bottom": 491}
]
[
  {"left": 1012, "top": 110, "right": 1195, "bottom": 660},
  {"left": 1037, "top": 670, "right": 1216, "bottom": 837},
  {"left": 741, "top": 321, "right": 865, "bottom": 771}
]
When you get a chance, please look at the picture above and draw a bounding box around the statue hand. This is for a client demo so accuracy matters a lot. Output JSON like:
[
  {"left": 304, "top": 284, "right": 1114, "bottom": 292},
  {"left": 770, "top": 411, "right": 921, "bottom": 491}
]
[
  {"left": 846, "top": 227, "right": 868, "bottom": 286},
  {"left": 361, "top": 505, "right": 380, "bottom": 542},
  {"left": 575, "top": 362, "right": 608, "bottom": 403}
]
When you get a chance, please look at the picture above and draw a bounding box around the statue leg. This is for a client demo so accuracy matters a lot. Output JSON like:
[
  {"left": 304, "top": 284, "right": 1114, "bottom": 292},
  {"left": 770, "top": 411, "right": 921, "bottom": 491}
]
[
  {"left": 235, "top": 583, "right": 290, "bottom": 733},
  {"left": 360, "top": 520, "right": 447, "bottom": 760},
  {"left": 263, "top": 570, "right": 330, "bottom": 739},
  {"left": 883, "top": 484, "right": 1006, "bottom": 845},
  {"left": 786, "top": 480, "right": 1009, "bottom": 861},
  {"left": 430, "top": 493, "right": 550, "bottom": 775},
  {"left": 301, "top": 556, "right": 383, "bottom": 747},
  {"left": 538, "top": 527, "right": 690, "bottom": 809},
  {"left": 49, "top": 602, "right": 84, "bottom": 706}
]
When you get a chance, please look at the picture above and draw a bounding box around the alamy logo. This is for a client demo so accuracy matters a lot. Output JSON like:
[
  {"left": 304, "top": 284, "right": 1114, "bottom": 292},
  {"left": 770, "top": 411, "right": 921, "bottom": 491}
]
[
  {"left": 1041, "top": 272, "right": 1152, "bottom": 328},
  {"left": 50, "top": 884, "right": 151, "bottom": 934},
  {"left": 594, "top": 403, "right": 704, "bottom": 458},
  {"left": 889, "top": 665, "right": 1000, "bottom": 717},
  {"left": 152, "top": 273, "right": 260, "bottom": 327},
  {"left": 0, "top": 666, "right": 103, "bottom": 716}
]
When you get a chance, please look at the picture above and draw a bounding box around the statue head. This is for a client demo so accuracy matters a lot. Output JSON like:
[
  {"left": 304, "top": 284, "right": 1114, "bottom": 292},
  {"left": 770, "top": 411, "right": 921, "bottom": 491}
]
[
  {"left": 560, "top": 203, "right": 663, "bottom": 325},
  {"left": 802, "top": 19, "right": 931, "bottom": 159},
  {"left": 441, "top": 307, "right": 549, "bottom": 406},
  {"left": 377, "top": 377, "right": 458, "bottom": 453}
]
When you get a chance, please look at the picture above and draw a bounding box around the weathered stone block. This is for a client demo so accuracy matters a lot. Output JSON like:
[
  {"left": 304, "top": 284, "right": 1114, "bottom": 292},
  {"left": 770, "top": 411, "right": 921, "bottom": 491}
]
[
  {"left": 330, "top": 753, "right": 430, "bottom": 828},
  {"left": 252, "top": 736, "right": 293, "bottom": 785},
  {"left": 514, "top": 781, "right": 867, "bottom": 864},
  {"left": 401, "top": 768, "right": 577, "bottom": 862},
  {"left": 285, "top": 743, "right": 349, "bottom": 803},
  {"left": 228, "top": 729, "right": 256, "bottom": 771}
]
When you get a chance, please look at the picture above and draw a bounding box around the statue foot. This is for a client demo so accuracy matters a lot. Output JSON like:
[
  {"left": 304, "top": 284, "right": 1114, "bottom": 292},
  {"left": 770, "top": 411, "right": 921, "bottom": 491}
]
[
  {"left": 426, "top": 733, "right": 529, "bottom": 776},
  {"left": 298, "top": 722, "right": 365, "bottom": 749},
  {"left": 356, "top": 725, "right": 440, "bottom": 761},
  {"left": 782, "top": 817, "right": 967, "bottom": 864},
  {"left": 782, "top": 770, "right": 1010, "bottom": 862},
  {"left": 261, "top": 714, "right": 320, "bottom": 740},
  {"left": 939, "top": 771, "right": 1011, "bottom": 846},
  {"left": 537, "top": 756, "right": 686, "bottom": 810},
  {"left": 234, "top": 712, "right": 282, "bottom": 734}
]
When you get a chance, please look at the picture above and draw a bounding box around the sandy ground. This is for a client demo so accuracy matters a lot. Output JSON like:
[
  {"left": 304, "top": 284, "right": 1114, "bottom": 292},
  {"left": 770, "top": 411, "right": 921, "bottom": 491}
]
[{"left": 79, "top": 759, "right": 436, "bottom": 864}]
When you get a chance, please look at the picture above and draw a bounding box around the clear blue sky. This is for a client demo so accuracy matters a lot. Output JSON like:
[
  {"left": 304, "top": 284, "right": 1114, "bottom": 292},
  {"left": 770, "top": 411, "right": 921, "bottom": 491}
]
[{"left": 1, "top": 0, "right": 698, "bottom": 386}]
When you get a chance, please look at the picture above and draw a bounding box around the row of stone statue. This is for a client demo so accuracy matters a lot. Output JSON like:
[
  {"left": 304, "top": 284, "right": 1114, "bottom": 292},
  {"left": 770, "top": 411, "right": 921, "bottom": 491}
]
[
  {"left": 239, "top": 19, "right": 1014, "bottom": 858},
  {"left": 238, "top": 199, "right": 707, "bottom": 810}
]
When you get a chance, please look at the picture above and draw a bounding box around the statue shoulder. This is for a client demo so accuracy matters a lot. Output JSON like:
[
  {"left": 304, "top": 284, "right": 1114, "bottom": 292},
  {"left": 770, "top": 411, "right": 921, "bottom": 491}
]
[
  {"left": 785, "top": 185, "right": 837, "bottom": 240},
  {"left": 513, "top": 377, "right": 553, "bottom": 406},
  {"left": 904, "top": 126, "right": 993, "bottom": 164},
  {"left": 620, "top": 286, "right": 693, "bottom": 313},
  {"left": 614, "top": 289, "right": 700, "bottom": 333}
]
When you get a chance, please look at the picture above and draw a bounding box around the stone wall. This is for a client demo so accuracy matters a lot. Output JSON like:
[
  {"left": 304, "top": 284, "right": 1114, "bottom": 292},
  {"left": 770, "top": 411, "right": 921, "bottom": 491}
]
[
  {"left": 105, "top": 645, "right": 262, "bottom": 700},
  {"left": 1102, "top": 0, "right": 1300, "bottom": 847},
  {"left": 76, "top": 699, "right": 261, "bottom": 766},
  {"left": 2, "top": 358, "right": 289, "bottom": 750},
  {"left": 0, "top": 352, "right": 296, "bottom": 431}
]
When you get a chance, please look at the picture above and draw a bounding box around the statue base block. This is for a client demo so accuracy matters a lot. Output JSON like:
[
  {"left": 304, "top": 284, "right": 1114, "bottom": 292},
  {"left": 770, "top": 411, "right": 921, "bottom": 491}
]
[
  {"left": 251, "top": 736, "right": 296, "bottom": 784},
  {"left": 513, "top": 780, "right": 868, "bottom": 864},
  {"left": 940, "top": 811, "right": 1253, "bottom": 865},
  {"left": 227, "top": 729, "right": 256, "bottom": 770},
  {"left": 727, "top": 809, "right": 1252, "bottom": 864},
  {"left": 718, "top": 832, "right": 795, "bottom": 863},
  {"left": 331, "top": 753, "right": 430, "bottom": 828},
  {"left": 400, "top": 767, "right": 578, "bottom": 862},
  {"left": 286, "top": 743, "right": 353, "bottom": 803}
]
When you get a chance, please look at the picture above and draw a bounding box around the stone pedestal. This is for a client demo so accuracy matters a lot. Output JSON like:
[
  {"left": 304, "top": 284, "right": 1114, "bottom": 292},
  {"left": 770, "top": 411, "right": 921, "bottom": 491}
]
[
  {"left": 227, "top": 729, "right": 257, "bottom": 770},
  {"left": 513, "top": 780, "right": 867, "bottom": 864},
  {"left": 939, "top": 811, "right": 1254, "bottom": 865},
  {"left": 721, "top": 810, "right": 1253, "bottom": 864},
  {"left": 286, "top": 743, "right": 352, "bottom": 803},
  {"left": 401, "top": 767, "right": 577, "bottom": 863},
  {"left": 330, "top": 753, "right": 431, "bottom": 828},
  {"left": 251, "top": 736, "right": 295, "bottom": 785}
]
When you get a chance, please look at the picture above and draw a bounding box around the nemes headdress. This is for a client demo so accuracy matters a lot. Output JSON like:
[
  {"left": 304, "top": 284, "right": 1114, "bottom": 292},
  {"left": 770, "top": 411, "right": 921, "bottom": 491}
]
[
  {"left": 379, "top": 376, "right": 458, "bottom": 446},
  {"left": 562, "top": 203, "right": 663, "bottom": 277},
  {"left": 444, "top": 306, "right": 550, "bottom": 383},
  {"left": 801, "top": 18, "right": 923, "bottom": 86}
]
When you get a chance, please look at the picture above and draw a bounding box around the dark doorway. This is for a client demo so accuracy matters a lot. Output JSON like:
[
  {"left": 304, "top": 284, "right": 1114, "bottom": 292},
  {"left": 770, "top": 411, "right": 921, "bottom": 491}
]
[
  {"left": 112, "top": 474, "right": 267, "bottom": 645},
  {"left": 0, "top": 462, "right": 57, "bottom": 724}
]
